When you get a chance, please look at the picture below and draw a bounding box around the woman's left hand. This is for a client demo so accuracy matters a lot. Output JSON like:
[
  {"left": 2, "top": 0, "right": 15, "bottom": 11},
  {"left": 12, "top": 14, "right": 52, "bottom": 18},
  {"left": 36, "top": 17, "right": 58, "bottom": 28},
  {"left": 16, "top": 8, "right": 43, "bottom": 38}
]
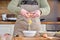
[{"left": 31, "top": 10, "right": 41, "bottom": 18}]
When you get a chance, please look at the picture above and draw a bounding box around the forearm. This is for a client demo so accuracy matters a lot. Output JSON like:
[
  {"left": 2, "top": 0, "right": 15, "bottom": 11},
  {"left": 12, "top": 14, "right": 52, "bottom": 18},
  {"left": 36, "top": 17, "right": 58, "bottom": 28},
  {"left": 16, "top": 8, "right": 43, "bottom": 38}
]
[
  {"left": 7, "top": 0, "right": 22, "bottom": 15},
  {"left": 39, "top": 0, "right": 50, "bottom": 16},
  {"left": 40, "top": 7, "right": 50, "bottom": 16}
]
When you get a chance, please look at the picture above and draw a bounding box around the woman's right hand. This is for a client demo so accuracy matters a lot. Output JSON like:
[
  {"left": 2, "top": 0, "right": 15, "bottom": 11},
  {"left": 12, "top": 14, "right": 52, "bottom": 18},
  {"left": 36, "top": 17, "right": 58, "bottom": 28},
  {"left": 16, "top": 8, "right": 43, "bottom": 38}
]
[{"left": 20, "top": 9, "right": 29, "bottom": 18}]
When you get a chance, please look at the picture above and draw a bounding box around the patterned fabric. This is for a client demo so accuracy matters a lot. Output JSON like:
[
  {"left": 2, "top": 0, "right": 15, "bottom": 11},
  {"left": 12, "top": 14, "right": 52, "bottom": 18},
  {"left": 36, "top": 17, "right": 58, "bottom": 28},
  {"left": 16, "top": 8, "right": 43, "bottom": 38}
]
[{"left": 21, "top": 0, "right": 38, "bottom": 5}]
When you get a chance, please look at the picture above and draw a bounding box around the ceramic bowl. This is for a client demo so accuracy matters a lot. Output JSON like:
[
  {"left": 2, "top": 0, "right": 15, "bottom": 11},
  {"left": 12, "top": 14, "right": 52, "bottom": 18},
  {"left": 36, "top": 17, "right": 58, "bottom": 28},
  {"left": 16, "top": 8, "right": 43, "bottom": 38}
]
[{"left": 22, "top": 31, "right": 37, "bottom": 37}]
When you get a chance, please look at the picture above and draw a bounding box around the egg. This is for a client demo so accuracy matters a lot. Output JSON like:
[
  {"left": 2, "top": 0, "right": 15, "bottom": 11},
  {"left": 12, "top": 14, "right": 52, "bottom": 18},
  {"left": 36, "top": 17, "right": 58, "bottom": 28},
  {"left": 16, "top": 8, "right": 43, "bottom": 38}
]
[
  {"left": 42, "top": 33, "right": 48, "bottom": 38},
  {"left": 28, "top": 19, "right": 32, "bottom": 25}
]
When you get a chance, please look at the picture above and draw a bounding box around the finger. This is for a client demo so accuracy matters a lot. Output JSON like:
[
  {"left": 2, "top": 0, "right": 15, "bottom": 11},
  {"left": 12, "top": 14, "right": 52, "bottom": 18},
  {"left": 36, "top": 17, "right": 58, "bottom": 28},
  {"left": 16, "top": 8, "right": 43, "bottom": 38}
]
[
  {"left": 36, "top": 14, "right": 40, "bottom": 17},
  {"left": 25, "top": 14, "right": 30, "bottom": 18},
  {"left": 30, "top": 12, "right": 35, "bottom": 18},
  {"left": 26, "top": 13, "right": 31, "bottom": 18},
  {"left": 21, "top": 13, "right": 28, "bottom": 18},
  {"left": 27, "top": 13, "right": 30, "bottom": 17},
  {"left": 31, "top": 14, "right": 36, "bottom": 18},
  {"left": 33, "top": 14, "right": 39, "bottom": 18},
  {"left": 30, "top": 13, "right": 34, "bottom": 17}
]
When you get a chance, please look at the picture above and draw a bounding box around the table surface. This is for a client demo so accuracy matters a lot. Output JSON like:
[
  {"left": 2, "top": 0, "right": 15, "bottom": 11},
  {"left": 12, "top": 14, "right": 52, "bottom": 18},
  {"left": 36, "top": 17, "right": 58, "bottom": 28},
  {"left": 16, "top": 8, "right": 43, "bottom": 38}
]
[{"left": 12, "top": 37, "right": 60, "bottom": 40}]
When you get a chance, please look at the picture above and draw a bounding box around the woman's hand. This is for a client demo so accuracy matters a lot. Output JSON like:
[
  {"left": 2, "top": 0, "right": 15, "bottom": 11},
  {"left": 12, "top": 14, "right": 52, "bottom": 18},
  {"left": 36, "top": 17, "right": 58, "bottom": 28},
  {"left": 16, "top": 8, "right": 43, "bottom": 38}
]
[
  {"left": 20, "top": 9, "right": 29, "bottom": 18},
  {"left": 31, "top": 10, "right": 41, "bottom": 18}
]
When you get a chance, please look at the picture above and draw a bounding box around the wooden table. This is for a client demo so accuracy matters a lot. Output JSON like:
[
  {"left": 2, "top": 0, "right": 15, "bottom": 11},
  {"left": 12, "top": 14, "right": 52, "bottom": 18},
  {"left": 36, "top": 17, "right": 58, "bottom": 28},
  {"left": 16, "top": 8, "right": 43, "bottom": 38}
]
[{"left": 12, "top": 37, "right": 60, "bottom": 40}]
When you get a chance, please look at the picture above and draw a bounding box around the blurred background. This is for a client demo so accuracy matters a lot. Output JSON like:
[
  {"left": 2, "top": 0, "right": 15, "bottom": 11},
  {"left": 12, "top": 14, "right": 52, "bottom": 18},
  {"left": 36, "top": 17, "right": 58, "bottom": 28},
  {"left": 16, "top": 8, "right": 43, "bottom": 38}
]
[
  {"left": 0, "top": 0, "right": 60, "bottom": 36},
  {"left": 0, "top": 0, "right": 60, "bottom": 21}
]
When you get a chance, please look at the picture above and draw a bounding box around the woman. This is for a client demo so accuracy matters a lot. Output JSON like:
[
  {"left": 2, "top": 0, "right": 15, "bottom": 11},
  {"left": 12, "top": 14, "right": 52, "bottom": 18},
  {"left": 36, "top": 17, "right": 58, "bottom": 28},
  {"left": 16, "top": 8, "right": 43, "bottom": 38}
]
[{"left": 7, "top": 0, "right": 50, "bottom": 36}]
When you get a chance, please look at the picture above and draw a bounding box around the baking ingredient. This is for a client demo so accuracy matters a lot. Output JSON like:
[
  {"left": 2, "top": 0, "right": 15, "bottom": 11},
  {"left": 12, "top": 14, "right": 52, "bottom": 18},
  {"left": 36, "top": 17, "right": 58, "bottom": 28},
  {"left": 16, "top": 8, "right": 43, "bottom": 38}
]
[
  {"left": 42, "top": 33, "right": 48, "bottom": 38},
  {"left": 28, "top": 19, "right": 32, "bottom": 25},
  {"left": 27, "top": 13, "right": 33, "bottom": 30},
  {"left": 42, "top": 33, "right": 53, "bottom": 39},
  {"left": 28, "top": 19, "right": 32, "bottom": 30}
]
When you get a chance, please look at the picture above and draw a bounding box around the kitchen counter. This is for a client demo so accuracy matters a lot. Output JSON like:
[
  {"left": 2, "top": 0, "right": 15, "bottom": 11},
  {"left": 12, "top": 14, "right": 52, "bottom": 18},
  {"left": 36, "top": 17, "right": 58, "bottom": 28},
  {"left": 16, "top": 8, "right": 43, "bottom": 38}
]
[
  {"left": 0, "top": 21, "right": 15, "bottom": 24},
  {"left": 41, "top": 22, "right": 60, "bottom": 24},
  {"left": 0, "top": 21, "right": 60, "bottom": 24},
  {"left": 12, "top": 37, "right": 60, "bottom": 40}
]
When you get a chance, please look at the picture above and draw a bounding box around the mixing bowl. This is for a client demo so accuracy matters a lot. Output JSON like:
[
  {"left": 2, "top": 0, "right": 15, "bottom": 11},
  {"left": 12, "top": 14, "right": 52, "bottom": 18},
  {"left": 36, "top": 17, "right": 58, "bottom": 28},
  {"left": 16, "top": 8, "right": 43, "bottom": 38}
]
[{"left": 22, "top": 31, "right": 37, "bottom": 37}]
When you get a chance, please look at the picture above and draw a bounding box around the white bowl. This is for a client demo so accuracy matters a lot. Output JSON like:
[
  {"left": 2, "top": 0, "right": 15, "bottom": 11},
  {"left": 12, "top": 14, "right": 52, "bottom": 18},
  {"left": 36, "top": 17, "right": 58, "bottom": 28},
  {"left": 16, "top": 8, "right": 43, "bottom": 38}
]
[{"left": 22, "top": 31, "right": 37, "bottom": 37}]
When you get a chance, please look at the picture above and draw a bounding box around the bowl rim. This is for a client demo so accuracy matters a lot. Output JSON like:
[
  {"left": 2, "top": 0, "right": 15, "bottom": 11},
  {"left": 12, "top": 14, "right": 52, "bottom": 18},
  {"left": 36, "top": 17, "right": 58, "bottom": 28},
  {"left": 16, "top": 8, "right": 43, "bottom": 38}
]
[
  {"left": 22, "top": 31, "right": 37, "bottom": 33},
  {"left": 23, "top": 30, "right": 37, "bottom": 32}
]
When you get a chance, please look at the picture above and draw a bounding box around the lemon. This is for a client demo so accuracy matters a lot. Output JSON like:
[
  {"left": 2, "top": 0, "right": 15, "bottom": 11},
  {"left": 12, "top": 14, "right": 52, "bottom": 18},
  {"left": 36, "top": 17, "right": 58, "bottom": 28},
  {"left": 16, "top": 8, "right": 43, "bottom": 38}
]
[{"left": 28, "top": 19, "right": 32, "bottom": 25}]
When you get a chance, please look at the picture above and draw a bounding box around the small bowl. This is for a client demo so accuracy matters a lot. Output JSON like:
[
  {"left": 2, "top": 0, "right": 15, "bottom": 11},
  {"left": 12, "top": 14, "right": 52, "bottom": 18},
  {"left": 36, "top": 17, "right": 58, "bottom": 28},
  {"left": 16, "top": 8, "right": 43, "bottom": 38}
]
[{"left": 22, "top": 31, "right": 37, "bottom": 37}]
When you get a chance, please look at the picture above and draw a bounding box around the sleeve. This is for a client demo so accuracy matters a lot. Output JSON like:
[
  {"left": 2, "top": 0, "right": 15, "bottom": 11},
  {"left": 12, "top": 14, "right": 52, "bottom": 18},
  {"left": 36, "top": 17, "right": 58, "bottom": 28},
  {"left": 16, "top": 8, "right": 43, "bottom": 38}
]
[
  {"left": 7, "top": 0, "right": 22, "bottom": 15},
  {"left": 39, "top": 0, "right": 50, "bottom": 16}
]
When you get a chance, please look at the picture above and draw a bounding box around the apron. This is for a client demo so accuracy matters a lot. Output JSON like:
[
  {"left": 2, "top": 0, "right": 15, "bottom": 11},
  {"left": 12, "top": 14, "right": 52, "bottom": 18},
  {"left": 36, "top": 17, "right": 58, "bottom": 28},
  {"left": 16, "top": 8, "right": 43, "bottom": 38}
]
[{"left": 13, "top": 0, "right": 46, "bottom": 36}]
